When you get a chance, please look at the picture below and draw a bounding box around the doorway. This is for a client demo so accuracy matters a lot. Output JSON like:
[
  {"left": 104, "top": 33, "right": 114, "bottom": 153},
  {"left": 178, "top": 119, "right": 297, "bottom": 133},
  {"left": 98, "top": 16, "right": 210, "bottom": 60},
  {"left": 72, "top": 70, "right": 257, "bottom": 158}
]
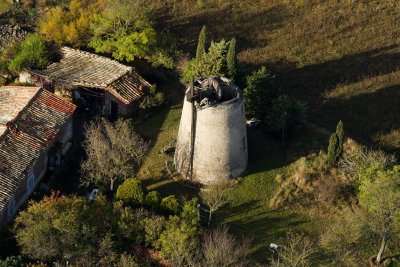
[{"left": 111, "top": 101, "right": 118, "bottom": 120}]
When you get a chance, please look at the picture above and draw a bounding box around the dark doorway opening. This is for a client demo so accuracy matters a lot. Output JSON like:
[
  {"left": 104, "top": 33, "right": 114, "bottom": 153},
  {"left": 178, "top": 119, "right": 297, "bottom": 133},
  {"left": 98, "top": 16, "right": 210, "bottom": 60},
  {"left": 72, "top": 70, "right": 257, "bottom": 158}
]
[{"left": 111, "top": 101, "right": 118, "bottom": 121}]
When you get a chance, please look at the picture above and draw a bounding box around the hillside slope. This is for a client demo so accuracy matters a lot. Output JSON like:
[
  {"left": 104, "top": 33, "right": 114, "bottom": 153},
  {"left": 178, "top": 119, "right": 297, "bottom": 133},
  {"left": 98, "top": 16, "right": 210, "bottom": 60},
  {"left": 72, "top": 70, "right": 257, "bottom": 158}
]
[{"left": 152, "top": 0, "right": 400, "bottom": 150}]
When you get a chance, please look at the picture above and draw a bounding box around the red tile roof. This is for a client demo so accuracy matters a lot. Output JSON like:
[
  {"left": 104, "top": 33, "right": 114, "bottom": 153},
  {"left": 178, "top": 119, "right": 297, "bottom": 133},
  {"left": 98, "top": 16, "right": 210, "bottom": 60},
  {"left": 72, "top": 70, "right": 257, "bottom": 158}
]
[{"left": 0, "top": 87, "right": 76, "bottom": 212}]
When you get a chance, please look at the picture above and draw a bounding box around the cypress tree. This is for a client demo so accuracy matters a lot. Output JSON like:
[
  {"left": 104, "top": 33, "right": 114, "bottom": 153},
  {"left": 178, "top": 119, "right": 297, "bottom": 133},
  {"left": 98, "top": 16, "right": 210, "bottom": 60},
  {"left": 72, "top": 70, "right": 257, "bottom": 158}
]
[
  {"left": 226, "top": 37, "right": 236, "bottom": 79},
  {"left": 327, "top": 133, "right": 339, "bottom": 167},
  {"left": 336, "top": 120, "right": 344, "bottom": 157},
  {"left": 196, "top": 25, "right": 207, "bottom": 60}
]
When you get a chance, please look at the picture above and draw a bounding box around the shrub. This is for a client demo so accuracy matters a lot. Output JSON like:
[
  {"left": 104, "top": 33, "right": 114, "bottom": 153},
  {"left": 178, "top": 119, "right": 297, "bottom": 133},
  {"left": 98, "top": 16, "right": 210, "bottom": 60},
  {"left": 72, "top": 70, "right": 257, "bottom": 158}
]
[
  {"left": 116, "top": 178, "right": 147, "bottom": 206},
  {"left": 144, "top": 191, "right": 160, "bottom": 210},
  {"left": 8, "top": 34, "right": 50, "bottom": 73},
  {"left": 0, "top": 256, "right": 25, "bottom": 267},
  {"left": 158, "top": 215, "right": 200, "bottom": 265},
  {"left": 327, "top": 121, "right": 345, "bottom": 167},
  {"left": 327, "top": 133, "right": 340, "bottom": 167},
  {"left": 117, "top": 207, "right": 148, "bottom": 245},
  {"left": 139, "top": 85, "right": 164, "bottom": 111},
  {"left": 144, "top": 214, "right": 165, "bottom": 248},
  {"left": 39, "top": 0, "right": 98, "bottom": 47},
  {"left": 160, "top": 195, "right": 180, "bottom": 214},
  {"left": 182, "top": 39, "right": 229, "bottom": 82}
]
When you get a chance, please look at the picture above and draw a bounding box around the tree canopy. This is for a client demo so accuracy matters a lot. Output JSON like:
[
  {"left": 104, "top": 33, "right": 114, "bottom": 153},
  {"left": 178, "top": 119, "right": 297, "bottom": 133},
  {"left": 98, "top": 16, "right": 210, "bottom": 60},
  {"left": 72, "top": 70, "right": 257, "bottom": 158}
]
[{"left": 81, "top": 119, "right": 148, "bottom": 191}]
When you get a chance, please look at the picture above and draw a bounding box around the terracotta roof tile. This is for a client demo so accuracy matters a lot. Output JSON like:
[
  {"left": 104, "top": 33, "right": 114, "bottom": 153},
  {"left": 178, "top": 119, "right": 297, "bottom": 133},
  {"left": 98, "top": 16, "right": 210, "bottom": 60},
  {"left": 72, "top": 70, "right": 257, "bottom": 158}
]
[{"left": 0, "top": 87, "right": 76, "bottom": 212}]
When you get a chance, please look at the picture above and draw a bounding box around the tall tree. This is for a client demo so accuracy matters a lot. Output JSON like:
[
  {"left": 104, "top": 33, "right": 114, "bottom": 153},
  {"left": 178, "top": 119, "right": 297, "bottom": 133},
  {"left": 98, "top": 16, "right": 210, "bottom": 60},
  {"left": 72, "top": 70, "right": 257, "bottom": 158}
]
[
  {"left": 336, "top": 120, "right": 344, "bottom": 157},
  {"left": 226, "top": 37, "right": 236, "bottom": 80},
  {"left": 81, "top": 119, "right": 148, "bottom": 191},
  {"left": 196, "top": 25, "right": 207, "bottom": 60},
  {"left": 358, "top": 166, "right": 400, "bottom": 264}
]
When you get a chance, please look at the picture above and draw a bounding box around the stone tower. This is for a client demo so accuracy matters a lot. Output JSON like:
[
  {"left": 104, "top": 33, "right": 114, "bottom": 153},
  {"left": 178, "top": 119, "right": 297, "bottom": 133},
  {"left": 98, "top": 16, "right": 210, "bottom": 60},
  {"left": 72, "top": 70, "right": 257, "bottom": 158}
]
[{"left": 174, "top": 76, "right": 248, "bottom": 184}]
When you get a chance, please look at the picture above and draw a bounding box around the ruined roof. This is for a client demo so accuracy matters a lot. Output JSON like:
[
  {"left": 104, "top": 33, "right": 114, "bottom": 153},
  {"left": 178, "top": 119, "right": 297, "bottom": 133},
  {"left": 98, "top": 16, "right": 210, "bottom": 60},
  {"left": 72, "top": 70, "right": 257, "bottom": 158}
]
[
  {"left": 33, "top": 47, "right": 150, "bottom": 103},
  {"left": 0, "top": 86, "right": 76, "bottom": 212}
]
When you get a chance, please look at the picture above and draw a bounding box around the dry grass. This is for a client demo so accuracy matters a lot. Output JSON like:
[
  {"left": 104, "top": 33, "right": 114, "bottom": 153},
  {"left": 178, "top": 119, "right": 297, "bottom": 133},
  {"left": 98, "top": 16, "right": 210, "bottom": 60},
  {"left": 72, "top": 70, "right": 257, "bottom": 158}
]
[{"left": 150, "top": 0, "right": 400, "bottom": 151}]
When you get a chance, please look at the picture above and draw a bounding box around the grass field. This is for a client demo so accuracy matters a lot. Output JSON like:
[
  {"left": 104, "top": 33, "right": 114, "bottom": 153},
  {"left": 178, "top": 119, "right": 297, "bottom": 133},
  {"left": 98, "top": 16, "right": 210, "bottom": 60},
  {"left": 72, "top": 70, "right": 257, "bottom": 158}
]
[
  {"left": 0, "top": 1, "right": 12, "bottom": 15},
  {"left": 149, "top": 0, "right": 400, "bottom": 152},
  {"left": 136, "top": 76, "right": 330, "bottom": 263}
]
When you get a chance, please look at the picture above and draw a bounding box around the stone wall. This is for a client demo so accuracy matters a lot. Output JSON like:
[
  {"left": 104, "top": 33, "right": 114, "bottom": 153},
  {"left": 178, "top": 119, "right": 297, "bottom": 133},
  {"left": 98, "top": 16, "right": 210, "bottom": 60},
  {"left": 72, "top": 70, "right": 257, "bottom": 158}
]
[
  {"left": 0, "top": 23, "right": 28, "bottom": 48},
  {"left": 174, "top": 79, "right": 248, "bottom": 184}
]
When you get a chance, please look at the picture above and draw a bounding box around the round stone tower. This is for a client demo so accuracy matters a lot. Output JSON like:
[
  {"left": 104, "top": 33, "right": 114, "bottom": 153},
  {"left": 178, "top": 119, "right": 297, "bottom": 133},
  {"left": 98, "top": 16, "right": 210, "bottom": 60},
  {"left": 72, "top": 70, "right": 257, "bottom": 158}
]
[{"left": 174, "top": 76, "right": 248, "bottom": 184}]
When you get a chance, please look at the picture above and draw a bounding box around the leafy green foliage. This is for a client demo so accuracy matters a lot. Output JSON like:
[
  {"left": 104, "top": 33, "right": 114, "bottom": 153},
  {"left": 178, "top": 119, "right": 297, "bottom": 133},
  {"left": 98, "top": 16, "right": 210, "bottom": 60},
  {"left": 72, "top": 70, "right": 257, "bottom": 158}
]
[
  {"left": 183, "top": 39, "right": 229, "bottom": 82},
  {"left": 244, "top": 67, "right": 305, "bottom": 141},
  {"left": 267, "top": 94, "right": 306, "bottom": 142},
  {"left": 243, "top": 67, "right": 280, "bottom": 120},
  {"left": 196, "top": 25, "right": 207, "bottom": 60},
  {"left": 117, "top": 207, "right": 147, "bottom": 245},
  {"left": 139, "top": 85, "right": 164, "bottom": 111},
  {"left": 89, "top": 0, "right": 174, "bottom": 67},
  {"left": 226, "top": 37, "right": 237, "bottom": 80},
  {"left": 14, "top": 194, "right": 118, "bottom": 264},
  {"left": 336, "top": 120, "right": 344, "bottom": 157},
  {"left": 160, "top": 195, "right": 180, "bottom": 214},
  {"left": 327, "top": 121, "right": 345, "bottom": 167},
  {"left": 144, "top": 214, "right": 165, "bottom": 248},
  {"left": 39, "top": 0, "right": 98, "bottom": 47},
  {"left": 327, "top": 133, "right": 339, "bottom": 167},
  {"left": 358, "top": 166, "right": 400, "bottom": 262},
  {"left": 158, "top": 199, "right": 200, "bottom": 264},
  {"left": 116, "top": 178, "right": 146, "bottom": 205},
  {"left": 8, "top": 34, "right": 50, "bottom": 73},
  {"left": 0, "top": 256, "right": 25, "bottom": 267},
  {"left": 144, "top": 191, "right": 160, "bottom": 210}
]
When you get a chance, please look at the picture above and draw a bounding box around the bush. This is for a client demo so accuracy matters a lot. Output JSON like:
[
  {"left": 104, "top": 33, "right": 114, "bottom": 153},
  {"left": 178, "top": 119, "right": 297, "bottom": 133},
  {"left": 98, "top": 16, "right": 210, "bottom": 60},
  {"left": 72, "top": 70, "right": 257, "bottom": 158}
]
[
  {"left": 144, "top": 214, "right": 165, "bottom": 248},
  {"left": 39, "top": 0, "right": 98, "bottom": 47},
  {"left": 327, "top": 121, "right": 345, "bottom": 167},
  {"left": 116, "top": 178, "right": 147, "bottom": 206},
  {"left": 8, "top": 34, "right": 51, "bottom": 73},
  {"left": 182, "top": 39, "right": 229, "bottom": 82},
  {"left": 139, "top": 85, "right": 164, "bottom": 111},
  {"left": 144, "top": 191, "right": 160, "bottom": 210},
  {"left": 160, "top": 195, "right": 180, "bottom": 214},
  {"left": 0, "top": 256, "right": 25, "bottom": 267},
  {"left": 117, "top": 207, "right": 148, "bottom": 245},
  {"left": 158, "top": 215, "right": 200, "bottom": 265}
]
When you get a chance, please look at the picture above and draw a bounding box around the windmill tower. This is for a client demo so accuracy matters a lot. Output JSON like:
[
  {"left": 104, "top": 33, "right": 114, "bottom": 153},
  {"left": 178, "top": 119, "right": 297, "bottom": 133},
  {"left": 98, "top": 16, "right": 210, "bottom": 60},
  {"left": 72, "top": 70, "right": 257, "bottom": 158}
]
[{"left": 174, "top": 76, "right": 248, "bottom": 184}]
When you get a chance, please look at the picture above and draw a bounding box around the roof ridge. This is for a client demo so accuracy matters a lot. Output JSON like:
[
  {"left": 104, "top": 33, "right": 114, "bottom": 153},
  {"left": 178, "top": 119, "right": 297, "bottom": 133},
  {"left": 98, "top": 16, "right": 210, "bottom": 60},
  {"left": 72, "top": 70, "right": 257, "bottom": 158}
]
[{"left": 61, "top": 47, "right": 132, "bottom": 71}]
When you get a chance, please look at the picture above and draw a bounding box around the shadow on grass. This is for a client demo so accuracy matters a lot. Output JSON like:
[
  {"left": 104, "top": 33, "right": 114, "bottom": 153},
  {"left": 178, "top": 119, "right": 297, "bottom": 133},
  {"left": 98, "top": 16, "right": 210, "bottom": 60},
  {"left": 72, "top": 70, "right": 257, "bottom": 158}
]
[
  {"left": 157, "top": 3, "right": 291, "bottom": 55},
  {"left": 216, "top": 201, "right": 309, "bottom": 262},
  {"left": 321, "top": 84, "right": 400, "bottom": 151}
]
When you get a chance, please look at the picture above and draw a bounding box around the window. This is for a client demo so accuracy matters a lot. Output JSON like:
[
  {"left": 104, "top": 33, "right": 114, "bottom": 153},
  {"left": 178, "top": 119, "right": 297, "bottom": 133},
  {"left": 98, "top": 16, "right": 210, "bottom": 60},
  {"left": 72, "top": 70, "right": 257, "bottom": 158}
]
[
  {"left": 27, "top": 170, "right": 35, "bottom": 192},
  {"left": 7, "top": 197, "right": 15, "bottom": 221}
]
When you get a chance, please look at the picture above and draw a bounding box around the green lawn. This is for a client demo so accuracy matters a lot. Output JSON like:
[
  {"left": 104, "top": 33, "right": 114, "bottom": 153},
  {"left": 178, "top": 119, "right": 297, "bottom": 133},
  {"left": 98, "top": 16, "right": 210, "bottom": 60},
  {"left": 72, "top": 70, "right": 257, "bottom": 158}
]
[{"left": 137, "top": 80, "right": 329, "bottom": 264}]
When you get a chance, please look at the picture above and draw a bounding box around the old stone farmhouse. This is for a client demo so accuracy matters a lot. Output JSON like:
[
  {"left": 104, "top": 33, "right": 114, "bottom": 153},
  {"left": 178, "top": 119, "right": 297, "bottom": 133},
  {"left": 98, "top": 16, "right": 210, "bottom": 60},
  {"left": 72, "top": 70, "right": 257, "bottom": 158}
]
[
  {"left": 22, "top": 47, "right": 152, "bottom": 118},
  {"left": 0, "top": 86, "right": 76, "bottom": 230}
]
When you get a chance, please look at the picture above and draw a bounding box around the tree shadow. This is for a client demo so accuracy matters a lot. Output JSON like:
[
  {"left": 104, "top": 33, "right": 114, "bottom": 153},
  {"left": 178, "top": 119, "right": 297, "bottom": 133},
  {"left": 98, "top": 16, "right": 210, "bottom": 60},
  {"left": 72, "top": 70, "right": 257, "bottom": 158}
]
[
  {"left": 155, "top": 3, "right": 291, "bottom": 54},
  {"left": 320, "top": 84, "right": 400, "bottom": 151},
  {"left": 215, "top": 201, "right": 309, "bottom": 262}
]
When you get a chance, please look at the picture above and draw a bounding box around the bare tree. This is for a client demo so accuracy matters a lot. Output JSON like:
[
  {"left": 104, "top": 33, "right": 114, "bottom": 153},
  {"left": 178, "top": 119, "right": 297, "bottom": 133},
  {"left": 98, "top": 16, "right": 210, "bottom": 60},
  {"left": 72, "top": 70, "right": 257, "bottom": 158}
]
[
  {"left": 81, "top": 118, "right": 149, "bottom": 191},
  {"left": 270, "top": 233, "right": 315, "bottom": 267},
  {"left": 201, "top": 226, "right": 251, "bottom": 267},
  {"left": 200, "top": 180, "right": 233, "bottom": 227}
]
